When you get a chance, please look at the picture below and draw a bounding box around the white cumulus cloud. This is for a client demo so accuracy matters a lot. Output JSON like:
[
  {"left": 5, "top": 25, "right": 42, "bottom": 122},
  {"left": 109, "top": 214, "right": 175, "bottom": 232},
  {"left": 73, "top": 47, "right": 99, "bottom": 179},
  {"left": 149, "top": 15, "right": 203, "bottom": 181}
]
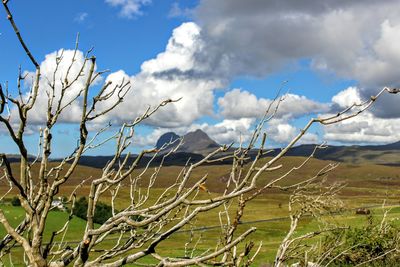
[
  {"left": 218, "top": 89, "right": 330, "bottom": 120},
  {"left": 105, "top": 0, "right": 151, "bottom": 18},
  {"left": 97, "top": 22, "right": 224, "bottom": 127},
  {"left": 323, "top": 87, "right": 400, "bottom": 144},
  {"left": 17, "top": 50, "right": 96, "bottom": 125},
  {"left": 331, "top": 87, "right": 361, "bottom": 108},
  {"left": 194, "top": 0, "right": 400, "bottom": 118}
]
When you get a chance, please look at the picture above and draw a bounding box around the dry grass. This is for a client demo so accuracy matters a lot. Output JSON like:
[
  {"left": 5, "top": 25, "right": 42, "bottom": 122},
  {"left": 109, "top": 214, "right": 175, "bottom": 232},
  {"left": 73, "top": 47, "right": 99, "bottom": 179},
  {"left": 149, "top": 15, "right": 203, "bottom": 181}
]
[{"left": 1, "top": 156, "right": 399, "bottom": 265}]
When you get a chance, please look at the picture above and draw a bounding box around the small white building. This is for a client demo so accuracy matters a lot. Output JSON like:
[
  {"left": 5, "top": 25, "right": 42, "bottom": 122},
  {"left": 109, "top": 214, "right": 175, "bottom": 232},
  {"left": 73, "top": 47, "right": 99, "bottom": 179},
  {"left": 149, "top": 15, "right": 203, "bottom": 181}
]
[{"left": 51, "top": 197, "right": 66, "bottom": 211}]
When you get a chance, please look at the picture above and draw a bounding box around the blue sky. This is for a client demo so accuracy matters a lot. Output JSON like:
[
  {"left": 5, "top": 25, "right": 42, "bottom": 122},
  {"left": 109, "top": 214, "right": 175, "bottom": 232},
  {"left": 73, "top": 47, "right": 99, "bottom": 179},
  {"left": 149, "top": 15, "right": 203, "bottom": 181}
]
[
  {"left": 1, "top": 0, "right": 400, "bottom": 157},
  {"left": 0, "top": 1, "right": 190, "bottom": 77}
]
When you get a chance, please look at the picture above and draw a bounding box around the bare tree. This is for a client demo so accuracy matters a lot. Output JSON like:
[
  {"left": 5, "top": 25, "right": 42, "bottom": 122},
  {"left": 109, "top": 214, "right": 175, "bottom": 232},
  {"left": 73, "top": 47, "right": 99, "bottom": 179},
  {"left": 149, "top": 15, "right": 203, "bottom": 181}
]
[{"left": 0, "top": 2, "right": 399, "bottom": 267}]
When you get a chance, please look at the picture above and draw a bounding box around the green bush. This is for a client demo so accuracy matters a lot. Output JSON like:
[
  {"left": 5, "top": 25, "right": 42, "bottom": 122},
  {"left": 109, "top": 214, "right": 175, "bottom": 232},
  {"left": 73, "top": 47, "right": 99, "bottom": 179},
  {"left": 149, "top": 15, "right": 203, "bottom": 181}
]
[
  {"left": 321, "top": 214, "right": 400, "bottom": 266},
  {"left": 11, "top": 196, "right": 21, "bottom": 206},
  {"left": 72, "top": 197, "right": 113, "bottom": 224},
  {"left": 72, "top": 197, "right": 88, "bottom": 220},
  {"left": 93, "top": 201, "right": 113, "bottom": 224}
]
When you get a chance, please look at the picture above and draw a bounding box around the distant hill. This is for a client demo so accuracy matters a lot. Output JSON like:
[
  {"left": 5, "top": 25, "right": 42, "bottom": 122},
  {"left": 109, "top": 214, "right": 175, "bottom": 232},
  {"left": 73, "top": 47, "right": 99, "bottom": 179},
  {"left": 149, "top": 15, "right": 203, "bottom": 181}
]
[
  {"left": 179, "top": 129, "right": 219, "bottom": 154},
  {"left": 156, "top": 132, "right": 180, "bottom": 149},
  {"left": 6, "top": 130, "right": 400, "bottom": 168},
  {"left": 153, "top": 130, "right": 400, "bottom": 166},
  {"left": 76, "top": 130, "right": 220, "bottom": 169},
  {"left": 272, "top": 143, "right": 400, "bottom": 166},
  {"left": 77, "top": 152, "right": 204, "bottom": 169},
  {"left": 365, "top": 141, "right": 400, "bottom": 151},
  {"left": 155, "top": 129, "right": 219, "bottom": 155},
  {"left": 5, "top": 154, "right": 37, "bottom": 163}
]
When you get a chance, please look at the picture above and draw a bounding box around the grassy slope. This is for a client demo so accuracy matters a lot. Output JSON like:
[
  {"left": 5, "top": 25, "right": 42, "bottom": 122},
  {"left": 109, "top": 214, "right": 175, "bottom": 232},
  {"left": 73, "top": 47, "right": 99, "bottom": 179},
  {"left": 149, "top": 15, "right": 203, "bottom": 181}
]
[
  {"left": 2, "top": 205, "right": 400, "bottom": 266},
  {"left": 1, "top": 156, "right": 400, "bottom": 265},
  {"left": 2, "top": 156, "right": 400, "bottom": 193},
  {"left": 325, "top": 148, "right": 400, "bottom": 165},
  {"left": 0, "top": 206, "right": 87, "bottom": 241}
]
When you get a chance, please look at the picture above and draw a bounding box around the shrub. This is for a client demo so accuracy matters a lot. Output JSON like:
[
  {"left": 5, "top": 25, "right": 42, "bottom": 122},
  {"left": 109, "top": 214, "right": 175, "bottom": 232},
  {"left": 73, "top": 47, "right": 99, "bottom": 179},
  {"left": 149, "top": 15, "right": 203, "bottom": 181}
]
[
  {"left": 93, "top": 201, "right": 113, "bottom": 224},
  {"left": 320, "top": 214, "right": 400, "bottom": 266},
  {"left": 72, "top": 197, "right": 113, "bottom": 224},
  {"left": 72, "top": 197, "right": 88, "bottom": 220},
  {"left": 11, "top": 197, "right": 21, "bottom": 206}
]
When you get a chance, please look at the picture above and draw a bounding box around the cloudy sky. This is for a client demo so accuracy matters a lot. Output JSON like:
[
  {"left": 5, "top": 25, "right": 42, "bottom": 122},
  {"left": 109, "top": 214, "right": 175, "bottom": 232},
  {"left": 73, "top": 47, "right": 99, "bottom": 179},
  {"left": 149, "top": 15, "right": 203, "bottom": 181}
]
[{"left": 1, "top": 0, "right": 400, "bottom": 157}]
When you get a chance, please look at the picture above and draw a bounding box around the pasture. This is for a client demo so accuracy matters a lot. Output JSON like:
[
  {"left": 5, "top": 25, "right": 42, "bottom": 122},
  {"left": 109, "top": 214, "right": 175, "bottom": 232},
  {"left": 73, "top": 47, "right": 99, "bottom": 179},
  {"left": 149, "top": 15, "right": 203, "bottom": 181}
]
[{"left": 1, "top": 156, "right": 400, "bottom": 265}]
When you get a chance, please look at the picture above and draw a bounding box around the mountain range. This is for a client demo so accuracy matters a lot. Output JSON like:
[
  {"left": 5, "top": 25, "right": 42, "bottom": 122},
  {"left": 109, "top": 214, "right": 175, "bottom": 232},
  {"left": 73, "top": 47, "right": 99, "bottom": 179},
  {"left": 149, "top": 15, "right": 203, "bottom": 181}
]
[
  {"left": 6, "top": 129, "right": 400, "bottom": 167},
  {"left": 153, "top": 129, "right": 400, "bottom": 166}
]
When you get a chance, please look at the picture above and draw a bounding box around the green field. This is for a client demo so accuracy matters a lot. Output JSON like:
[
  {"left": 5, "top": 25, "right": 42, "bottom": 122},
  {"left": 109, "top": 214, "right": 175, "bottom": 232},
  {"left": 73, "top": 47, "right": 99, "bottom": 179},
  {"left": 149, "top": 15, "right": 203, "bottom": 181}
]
[
  {"left": 1, "top": 156, "right": 400, "bottom": 266},
  {"left": 1, "top": 204, "right": 400, "bottom": 266}
]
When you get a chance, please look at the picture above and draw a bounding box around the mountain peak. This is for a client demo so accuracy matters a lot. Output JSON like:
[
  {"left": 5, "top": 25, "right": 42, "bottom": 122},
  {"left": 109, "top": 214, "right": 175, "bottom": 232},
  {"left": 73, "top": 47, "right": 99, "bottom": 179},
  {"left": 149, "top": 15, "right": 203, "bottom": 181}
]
[
  {"left": 180, "top": 129, "right": 219, "bottom": 153},
  {"left": 156, "top": 132, "right": 180, "bottom": 149},
  {"left": 154, "top": 129, "right": 220, "bottom": 155},
  {"left": 186, "top": 129, "right": 209, "bottom": 139}
]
